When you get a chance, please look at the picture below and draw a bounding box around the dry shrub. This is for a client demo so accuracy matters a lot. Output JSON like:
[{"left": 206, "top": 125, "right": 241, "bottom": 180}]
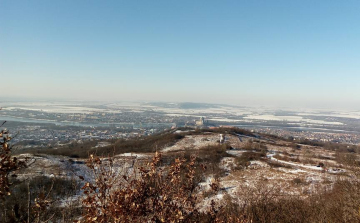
[
  {"left": 301, "top": 157, "right": 317, "bottom": 165},
  {"left": 0, "top": 175, "right": 81, "bottom": 222},
  {"left": 290, "top": 143, "right": 302, "bottom": 150},
  {"left": 0, "top": 123, "right": 81, "bottom": 222},
  {"left": 0, "top": 123, "right": 25, "bottom": 198},
  {"left": 236, "top": 151, "right": 266, "bottom": 169},
  {"left": 247, "top": 197, "right": 311, "bottom": 223},
  {"left": 80, "top": 152, "right": 247, "bottom": 223},
  {"left": 234, "top": 179, "right": 360, "bottom": 223},
  {"left": 336, "top": 151, "right": 359, "bottom": 167},
  {"left": 273, "top": 154, "right": 300, "bottom": 163},
  {"left": 184, "top": 144, "right": 231, "bottom": 179},
  {"left": 266, "top": 160, "right": 293, "bottom": 169},
  {"left": 292, "top": 178, "right": 303, "bottom": 186},
  {"left": 242, "top": 141, "right": 254, "bottom": 151},
  {"left": 308, "top": 180, "right": 360, "bottom": 223},
  {"left": 196, "top": 143, "right": 230, "bottom": 160}
]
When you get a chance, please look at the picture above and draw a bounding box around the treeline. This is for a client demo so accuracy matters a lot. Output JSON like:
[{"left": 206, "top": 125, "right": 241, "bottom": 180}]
[{"left": 20, "top": 131, "right": 184, "bottom": 158}]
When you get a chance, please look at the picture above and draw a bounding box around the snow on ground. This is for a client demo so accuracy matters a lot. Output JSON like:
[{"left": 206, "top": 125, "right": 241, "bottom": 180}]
[
  {"left": 13, "top": 129, "right": 358, "bottom": 212},
  {"left": 162, "top": 134, "right": 220, "bottom": 152},
  {"left": 199, "top": 176, "right": 218, "bottom": 192},
  {"left": 162, "top": 133, "right": 246, "bottom": 152},
  {"left": 248, "top": 160, "right": 270, "bottom": 169},
  {"left": 243, "top": 114, "right": 343, "bottom": 125},
  {"left": 208, "top": 118, "right": 244, "bottom": 123},
  {"left": 14, "top": 154, "right": 93, "bottom": 182},
  {"left": 14, "top": 152, "right": 149, "bottom": 183},
  {"left": 297, "top": 112, "right": 360, "bottom": 120},
  {"left": 93, "top": 141, "right": 111, "bottom": 148},
  {"left": 115, "top": 152, "right": 151, "bottom": 158},
  {"left": 219, "top": 157, "right": 236, "bottom": 172},
  {"left": 194, "top": 133, "right": 354, "bottom": 206},
  {"left": 226, "top": 150, "right": 246, "bottom": 156},
  {"left": 277, "top": 168, "right": 307, "bottom": 174},
  {"left": 270, "top": 156, "right": 324, "bottom": 171},
  {"left": 5, "top": 105, "right": 109, "bottom": 114},
  {"left": 174, "top": 130, "right": 194, "bottom": 134},
  {"left": 159, "top": 131, "right": 354, "bottom": 207}
]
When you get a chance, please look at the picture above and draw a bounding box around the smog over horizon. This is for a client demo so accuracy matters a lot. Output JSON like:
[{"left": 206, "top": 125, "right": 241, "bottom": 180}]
[{"left": 1, "top": 97, "right": 359, "bottom": 111}]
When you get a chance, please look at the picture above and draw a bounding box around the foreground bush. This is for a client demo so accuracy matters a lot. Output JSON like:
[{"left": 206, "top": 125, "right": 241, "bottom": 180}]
[
  {"left": 0, "top": 124, "right": 25, "bottom": 198},
  {"left": 1, "top": 175, "right": 81, "bottom": 222},
  {"left": 80, "top": 152, "right": 247, "bottom": 223}
]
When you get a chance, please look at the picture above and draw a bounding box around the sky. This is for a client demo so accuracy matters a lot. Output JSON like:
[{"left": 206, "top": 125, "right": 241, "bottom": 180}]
[{"left": 1, "top": 0, "right": 360, "bottom": 109}]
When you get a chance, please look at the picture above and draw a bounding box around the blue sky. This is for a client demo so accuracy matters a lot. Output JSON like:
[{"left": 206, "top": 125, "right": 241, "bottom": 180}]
[{"left": 1, "top": 0, "right": 359, "bottom": 109}]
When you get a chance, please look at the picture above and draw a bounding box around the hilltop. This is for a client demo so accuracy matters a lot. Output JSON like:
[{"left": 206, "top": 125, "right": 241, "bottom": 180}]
[{"left": 2, "top": 127, "right": 360, "bottom": 222}]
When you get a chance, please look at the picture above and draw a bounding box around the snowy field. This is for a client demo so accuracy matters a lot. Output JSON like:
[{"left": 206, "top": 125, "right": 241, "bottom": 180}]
[{"left": 2, "top": 101, "right": 358, "bottom": 125}]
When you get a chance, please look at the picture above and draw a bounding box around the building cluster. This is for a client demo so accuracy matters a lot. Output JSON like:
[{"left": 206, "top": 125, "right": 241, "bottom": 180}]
[
  {"left": 5, "top": 125, "right": 165, "bottom": 149},
  {"left": 254, "top": 128, "right": 360, "bottom": 145},
  {"left": 1, "top": 109, "right": 188, "bottom": 127},
  {"left": 2, "top": 108, "right": 360, "bottom": 148}
]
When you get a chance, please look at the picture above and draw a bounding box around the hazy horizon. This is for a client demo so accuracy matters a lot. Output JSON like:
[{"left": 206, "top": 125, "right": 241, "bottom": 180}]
[
  {"left": 1, "top": 1, "right": 360, "bottom": 110},
  {"left": 1, "top": 97, "right": 360, "bottom": 112}
]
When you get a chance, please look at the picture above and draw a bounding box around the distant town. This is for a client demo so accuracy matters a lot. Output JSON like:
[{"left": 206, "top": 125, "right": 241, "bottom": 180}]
[{"left": 1, "top": 101, "right": 360, "bottom": 149}]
